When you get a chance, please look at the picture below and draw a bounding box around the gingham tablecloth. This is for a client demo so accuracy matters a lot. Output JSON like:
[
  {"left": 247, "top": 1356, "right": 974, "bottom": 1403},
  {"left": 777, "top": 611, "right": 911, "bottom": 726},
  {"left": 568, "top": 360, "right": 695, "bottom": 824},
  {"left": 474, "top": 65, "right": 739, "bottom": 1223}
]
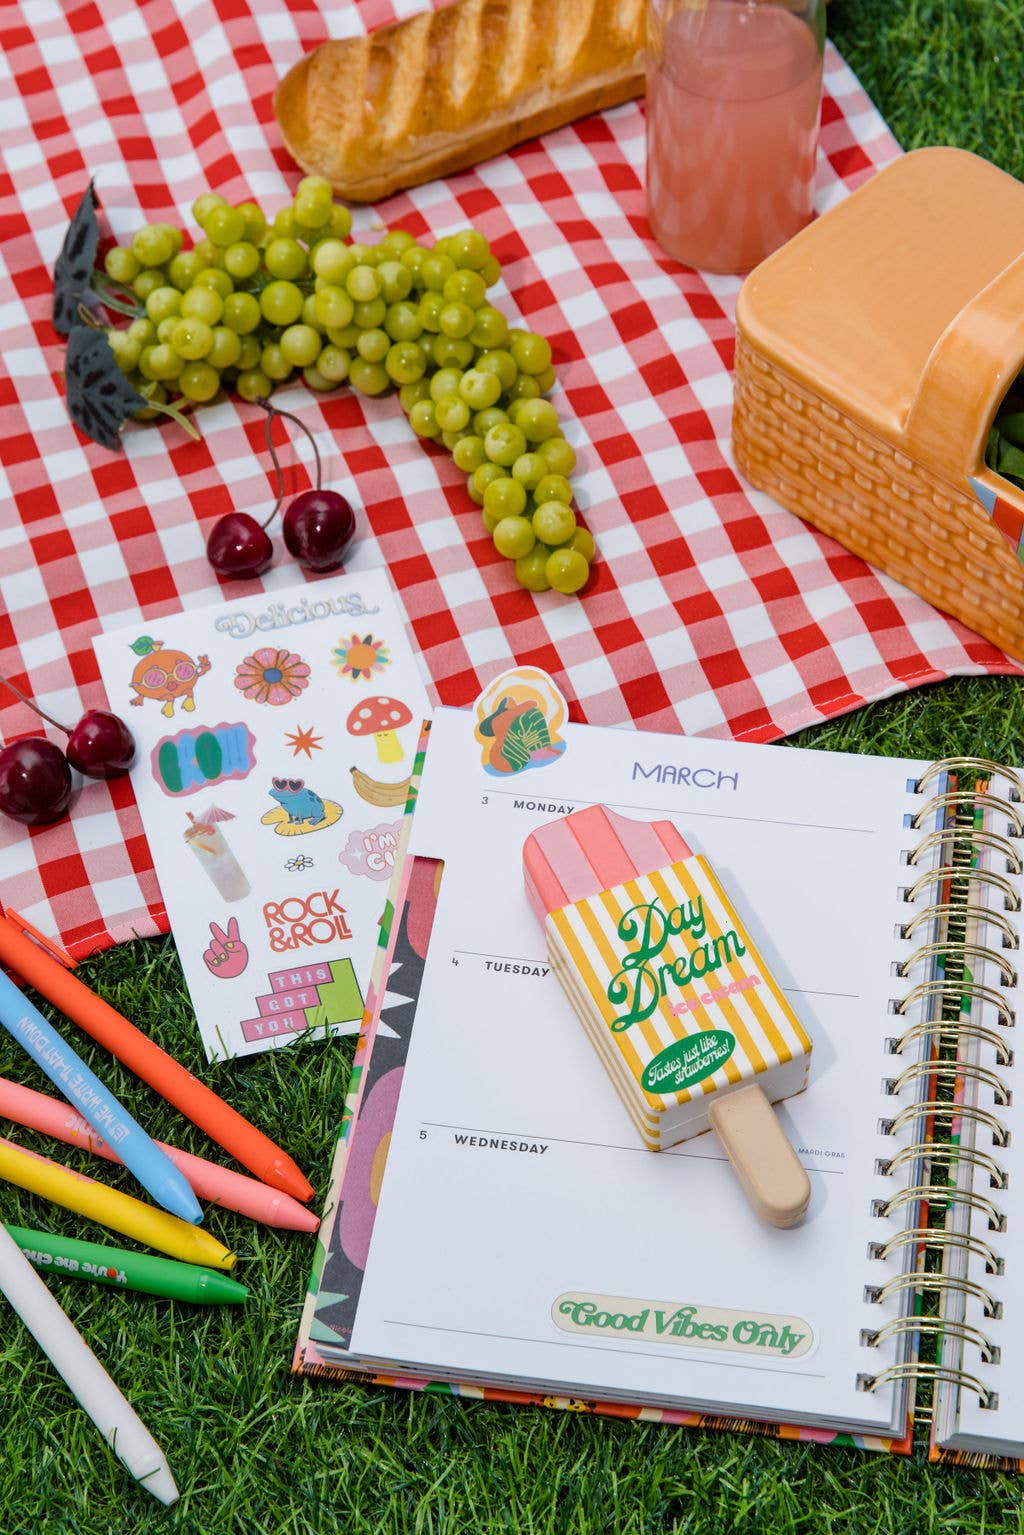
[{"left": 1, "top": 0, "right": 1018, "bottom": 957}]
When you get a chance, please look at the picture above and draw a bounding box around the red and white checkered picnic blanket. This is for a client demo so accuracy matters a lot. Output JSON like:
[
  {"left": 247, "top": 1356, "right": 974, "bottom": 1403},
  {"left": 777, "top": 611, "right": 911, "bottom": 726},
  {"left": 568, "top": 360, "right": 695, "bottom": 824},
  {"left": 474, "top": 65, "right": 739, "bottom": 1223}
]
[{"left": 1, "top": 0, "right": 1018, "bottom": 957}]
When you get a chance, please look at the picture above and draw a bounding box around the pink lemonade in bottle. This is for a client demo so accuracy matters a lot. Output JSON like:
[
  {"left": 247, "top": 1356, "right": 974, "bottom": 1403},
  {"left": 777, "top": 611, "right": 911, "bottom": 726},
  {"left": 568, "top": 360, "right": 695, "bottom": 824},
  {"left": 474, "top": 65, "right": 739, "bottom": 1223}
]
[{"left": 646, "top": 0, "right": 824, "bottom": 274}]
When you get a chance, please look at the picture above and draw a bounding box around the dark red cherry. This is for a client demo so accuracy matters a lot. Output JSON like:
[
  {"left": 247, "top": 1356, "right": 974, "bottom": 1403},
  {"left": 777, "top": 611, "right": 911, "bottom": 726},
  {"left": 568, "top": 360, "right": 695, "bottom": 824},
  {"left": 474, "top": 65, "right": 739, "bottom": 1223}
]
[
  {"left": 283, "top": 489, "right": 356, "bottom": 572},
  {"left": 0, "top": 738, "right": 74, "bottom": 825},
  {"left": 207, "top": 512, "right": 274, "bottom": 578},
  {"left": 66, "top": 709, "right": 136, "bottom": 778}
]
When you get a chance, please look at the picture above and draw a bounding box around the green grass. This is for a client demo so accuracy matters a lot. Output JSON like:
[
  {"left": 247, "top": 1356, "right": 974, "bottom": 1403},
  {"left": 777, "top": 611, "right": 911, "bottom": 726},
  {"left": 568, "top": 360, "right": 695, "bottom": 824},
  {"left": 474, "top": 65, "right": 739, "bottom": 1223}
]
[{"left": 9, "top": 4, "right": 1024, "bottom": 1530}]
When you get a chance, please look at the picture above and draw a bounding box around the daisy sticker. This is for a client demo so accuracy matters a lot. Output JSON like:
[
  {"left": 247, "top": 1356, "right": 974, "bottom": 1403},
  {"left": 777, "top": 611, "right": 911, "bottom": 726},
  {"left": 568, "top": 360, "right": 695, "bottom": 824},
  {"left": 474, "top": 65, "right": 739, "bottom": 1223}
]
[
  {"left": 331, "top": 633, "right": 390, "bottom": 681},
  {"left": 234, "top": 648, "right": 311, "bottom": 707}
]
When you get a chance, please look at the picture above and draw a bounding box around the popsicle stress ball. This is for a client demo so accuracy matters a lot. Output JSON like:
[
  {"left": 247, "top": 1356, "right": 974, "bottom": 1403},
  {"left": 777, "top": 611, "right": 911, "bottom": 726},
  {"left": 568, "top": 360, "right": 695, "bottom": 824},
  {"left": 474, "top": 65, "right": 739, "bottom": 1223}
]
[{"left": 523, "top": 806, "right": 812, "bottom": 1227}]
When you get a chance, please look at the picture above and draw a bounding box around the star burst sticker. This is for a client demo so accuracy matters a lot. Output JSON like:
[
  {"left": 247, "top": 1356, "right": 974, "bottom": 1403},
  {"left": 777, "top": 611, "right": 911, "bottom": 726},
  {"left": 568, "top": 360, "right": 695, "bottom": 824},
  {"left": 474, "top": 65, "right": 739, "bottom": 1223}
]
[{"left": 285, "top": 724, "right": 324, "bottom": 759}]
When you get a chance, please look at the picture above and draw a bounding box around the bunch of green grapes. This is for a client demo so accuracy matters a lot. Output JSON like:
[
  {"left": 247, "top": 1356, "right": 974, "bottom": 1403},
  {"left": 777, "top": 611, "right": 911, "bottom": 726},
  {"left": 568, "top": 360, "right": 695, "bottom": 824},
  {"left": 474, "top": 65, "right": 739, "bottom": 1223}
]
[{"left": 100, "top": 177, "right": 593, "bottom": 596}]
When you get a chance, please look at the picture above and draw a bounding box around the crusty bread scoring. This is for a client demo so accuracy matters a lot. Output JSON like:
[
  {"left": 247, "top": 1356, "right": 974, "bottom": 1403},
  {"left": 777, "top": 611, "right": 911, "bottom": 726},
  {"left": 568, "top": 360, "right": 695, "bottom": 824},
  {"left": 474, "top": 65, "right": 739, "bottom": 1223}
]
[{"left": 274, "top": 0, "right": 646, "bottom": 203}]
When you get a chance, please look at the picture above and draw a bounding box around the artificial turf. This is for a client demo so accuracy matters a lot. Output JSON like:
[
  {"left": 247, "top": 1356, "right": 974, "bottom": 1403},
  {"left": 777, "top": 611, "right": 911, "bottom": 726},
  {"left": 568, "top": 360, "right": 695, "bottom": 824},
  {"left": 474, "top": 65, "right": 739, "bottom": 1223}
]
[{"left": 6, "top": 2, "right": 1024, "bottom": 1530}]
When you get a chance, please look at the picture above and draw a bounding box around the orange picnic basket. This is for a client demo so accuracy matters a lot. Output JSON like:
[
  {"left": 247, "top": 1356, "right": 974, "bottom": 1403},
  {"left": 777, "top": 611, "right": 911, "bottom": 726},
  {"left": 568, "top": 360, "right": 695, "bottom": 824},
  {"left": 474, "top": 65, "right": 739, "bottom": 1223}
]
[{"left": 732, "top": 147, "right": 1024, "bottom": 663}]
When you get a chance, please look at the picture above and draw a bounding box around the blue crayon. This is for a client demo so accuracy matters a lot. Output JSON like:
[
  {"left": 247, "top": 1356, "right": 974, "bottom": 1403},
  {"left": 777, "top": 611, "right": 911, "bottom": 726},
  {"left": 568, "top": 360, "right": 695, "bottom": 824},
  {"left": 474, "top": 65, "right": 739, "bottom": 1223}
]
[{"left": 0, "top": 969, "right": 203, "bottom": 1226}]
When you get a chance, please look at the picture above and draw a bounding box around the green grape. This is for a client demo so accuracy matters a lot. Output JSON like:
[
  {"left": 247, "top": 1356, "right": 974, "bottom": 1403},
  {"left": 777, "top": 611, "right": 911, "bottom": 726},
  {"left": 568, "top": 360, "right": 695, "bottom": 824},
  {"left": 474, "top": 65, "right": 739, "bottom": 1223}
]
[
  {"left": 222, "top": 291, "right": 261, "bottom": 334},
  {"left": 192, "top": 238, "right": 225, "bottom": 270},
  {"left": 204, "top": 204, "right": 247, "bottom": 248},
  {"left": 314, "top": 284, "right": 355, "bottom": 331},
  {"left": 507, "top": 373, "right": 541, "bottom": 401},
  {"left": 438, "top": 301, "right": 474, "bottom": 339},
  {"left": 532, "top": 499, "right": 576, "bottom": 546},
  {"left": 104, "top": 246, "right": 141, "bottom": 284},
  {"left": 377, "top": 260, "right": 412, "bottom": 303},
  {"left": 535, "top": 363, "right": 557, "bottom": 394},
  {"left": 236, "top": 334, "right": 262, "bottom": 370},
  {"left": 379, "top": 229, "right": 416, "bottom": 257},
  {"left": 434, "top": 394, "right": 471, "bottom": 434},
  {"left": 161, "top": 223, "right": 184, "bottom": 256},
  {"left": 238, "top": 201, "right": 266, "bottom": 243},
  {"left": 449, "top": 229, "right": 490, "bottom": 270},
  {"left": 469, "top": 305, "right": 508, "bottom": 349},
  {"left": 420, "top": 252, "right": 456, "bottom": 292},
  {"left": 484, "top": 476, "right": 527, "bottom": 521},
  {"left": 401, "top": 245, "right": 427, "bottom": 277},
  {"left": 260, "top": 280, "right": 304, "bottom": 326},
  {"left": 570, "top": 527, "right": 595, "bottom": 562},
  {"left": 546, "top": 549, "right": 590, "bottom": 594},
  {"left": 326, "top": 323, "right": 360, "bottom": 348},
  {"left": 178, "top": 361, "right": 221, "bottom": 402},
  {"left": 317, "top": 344, "right": 352, "bottom": 383},
  {"left": 131, "top": 223, "right": 176, "bottom": 268},
  {"left": 156, "top": 316, "right": 180, "bottom": 344},
  {"left": 312, "top": 240, "right": 354, "bottom": 284},
  {"left": 533, "top": 473, "right": 573, "bottom": 505},
  {"left": 264, "top": 238, "right": 308, "bottom": 281},
  {"left": 442, "top": 270, "right": 486, "bottom": 309},
  {"left": 493, "top": 515, "right": 535, "bottom": 560},
  {"left": 348, "top": 357, "right": 390, "bottom": 396},
  {"left": 515, "top": 398, "right": 559, "bottom": 444},
  {"left": 510, "top": 331, "right": 552, "bottom": 375},
  {"left": 481, "top": 502, "right": 504, "bottom": 533},
  {"left": 106, "top": 329, "right": 141, "bottom": 373},
  {"left": 236, "top": 367, "right": 273, "bottom": 402},
  {"left": 471, "top": 462, "right": 507, "bottom": 499},
  {"left": 484, "top": 422, "right": 527, "bottom": 467},
  {"left": 128, "top": 317, "right": 157, "bottom": 347},
  {"left": 399, "top": 378, "right": 431, "bottom": 413},
  {"left": 356, "top": 328, "right": 390, "bottom": 364},
  {"left": 143, "top": 343, "right": 185, "bottom": 382},
  {"left": 193, "top": 192, "right": 224, "bottom": 225},
  {"left": 303, "top": 364, "right": 337, "bottom": 392},
  {"left": 346, "top": 243, "right": 380, "bottom": 266},
  {"left": 346, "top": 265, "right": 382, "bottom": 303},
  {"left": 384, "top": 301, "right": 423, "bottom": 343},
  {"left": 272, "top": 207, "right": 297, "bottom": 239},
  {"left": 480, "top": 254, "right": 502, "bottom": 287},
  {"left": 181, "top": 286, "right": 223, "bottom": 326},
  {"left": 417, "top": 291, "right": 445, "bottom": 333},
  {"left": 511, "top": 452, "right": 545, "bottom": 489},
  {"left": 172, "top": 317, "right": 213, "bottom": 360},
  {"left": 429, "top": 367, "right": 464, "bottom": 404},
  {"left": 458, "top": 368, "right": 502, "bottom": 411},
  {"left": 352, "top": 297, "right": 387, "bottom": 331},
  {"left": 453, "top": 434, "right": 486, "bottom": 473},
  {"left": 131, "top": 269, "right": 166, "bottom": 302},
  {"left": 145, "top": 285, "right": 182, "bottom": 324},
  {"left": 476, "top": 349, "right": 517, "bottom": 391},
  {"left": 473, "top": 406, "right": 508, "bottom": 436},
  {"left": 131, "top": 380, "right": 167, "bottom": 420},
  {"left": 167, "top": 250, "right": 203, "bottom": 291},
  {"left": 261, "top": 343, "right": 293, "bottom": 382},
  {"left": 409, "top": 399, "right": 439, "bottom": 437},
  {"left": 280, "top": 324, "right": 323, "bottom": 368},
  {"left": 537, "top": 436, "right": 576, "bottom": 476},
  {"left": 384, "top": 342, "right": 427, "bottom": 385},
  {"left": 302, "top": 292, "right": 320, "bottom": 329},
  {"left": 294, "top": 175, "right": 333, "bottom": 228},
  {"left": 514, "top": 547, "right": 552, "bottom": 592},
  {"left": 329, "top": 204, "right": 354, "bottom": 239},
  {"left": 441, "top": 429, "right": 467, "bottom": 451},
  {"left": 192, "top": 268, "right": 234, "bottom": 298},
  {"left": 430, "top": 334, "right": 474, "bottom": 370},
  {"left": 223, "top": 241, "right": 261, "bottom": 280}
]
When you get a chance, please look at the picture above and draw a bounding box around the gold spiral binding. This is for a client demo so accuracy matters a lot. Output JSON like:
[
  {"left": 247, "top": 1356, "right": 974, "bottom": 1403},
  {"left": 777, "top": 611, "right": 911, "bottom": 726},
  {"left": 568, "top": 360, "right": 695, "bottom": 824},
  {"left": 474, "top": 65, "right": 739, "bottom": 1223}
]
[
  {"left": 884, "top": 1101, "right": 1010, "bottom": 1147},
  {"left": 903, "top": 864, "right": 1022, "bottom": 911},
  {"left": 865, "top": 1315, "right": 998, "bottom": 1365},
  {"left": 911, "top": 790, "right": 1024, "bottom": 836},
  {"left": 891, "top": 1019, "right": 1012, "bottom": 1069},
  {"left": 880, "top": 1141, "right": 1008, "bottom": 1191},
  {"left": 901, "top": 902, "right": 1019, "bottom": 948},
  {"left": 877, "top": 1182, "right": 1005, "bottom": 1232},
  {"left": 862, "top": 1362, "right": 997, "bottom": 1411},
  {"left": 896, "top": 939, "right": 1016, "bottom": 987},
  {"left": 913, "top": 756, "right": 1023, "bottom": 799},
  {"left": 894, "top": 977, "right": 1014, "bottom": 1029},
  {"left": 908, "top": 826, "right": 1022, "bottom": 874},
  {"left": 888, "top": 1058, "right": 1010, "bottom": 1108},
  {"left": 865, "top": 1269, "right": 1000, "bottom": 1320},
  {"left": 872, "top": 1226, "right": 1003, "bottom": 1275}
]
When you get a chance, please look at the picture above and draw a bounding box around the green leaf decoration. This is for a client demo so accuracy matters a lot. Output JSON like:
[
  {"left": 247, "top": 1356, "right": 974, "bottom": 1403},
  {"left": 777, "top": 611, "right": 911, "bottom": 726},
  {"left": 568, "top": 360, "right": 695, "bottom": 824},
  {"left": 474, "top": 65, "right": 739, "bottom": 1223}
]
[
  {"left": 130, "top": 636, "right": 157, "bottom": 656},
  {"left": 53, "top": 181, "right": 101, "bottom": 336},
  {"left": 501, "top": 705, "right": 551, "bottom": 772}
]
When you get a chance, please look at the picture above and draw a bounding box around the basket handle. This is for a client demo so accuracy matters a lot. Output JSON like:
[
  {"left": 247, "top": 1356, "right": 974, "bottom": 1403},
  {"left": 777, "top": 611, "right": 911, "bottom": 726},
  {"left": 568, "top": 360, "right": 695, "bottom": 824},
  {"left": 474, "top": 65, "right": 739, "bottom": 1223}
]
[{"left": 904, "top": 250, "right": 1024, "bottom": 495}]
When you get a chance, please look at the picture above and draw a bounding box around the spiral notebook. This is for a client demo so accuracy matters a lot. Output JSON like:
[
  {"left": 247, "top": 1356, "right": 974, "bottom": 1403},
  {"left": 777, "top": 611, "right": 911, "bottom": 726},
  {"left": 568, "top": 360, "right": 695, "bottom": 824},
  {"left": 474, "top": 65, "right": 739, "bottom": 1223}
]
[{"left": 294, "top": 701, "right": 1024, "bottom": 1465}]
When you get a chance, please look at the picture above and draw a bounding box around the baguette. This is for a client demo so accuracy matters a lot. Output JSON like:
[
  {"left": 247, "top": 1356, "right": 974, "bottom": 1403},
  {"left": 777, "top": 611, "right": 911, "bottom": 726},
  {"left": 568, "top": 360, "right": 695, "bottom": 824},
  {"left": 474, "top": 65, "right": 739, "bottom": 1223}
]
[{"left": 274, "top": 0, "right": 646, "bottom": 204}]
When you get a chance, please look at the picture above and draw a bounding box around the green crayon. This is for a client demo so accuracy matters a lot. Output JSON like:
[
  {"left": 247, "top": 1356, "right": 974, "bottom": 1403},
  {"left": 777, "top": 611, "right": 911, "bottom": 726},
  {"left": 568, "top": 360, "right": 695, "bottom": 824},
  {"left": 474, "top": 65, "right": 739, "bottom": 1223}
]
[{"left": 5, "top": 1224, "right": 249, "bottom": 1305}]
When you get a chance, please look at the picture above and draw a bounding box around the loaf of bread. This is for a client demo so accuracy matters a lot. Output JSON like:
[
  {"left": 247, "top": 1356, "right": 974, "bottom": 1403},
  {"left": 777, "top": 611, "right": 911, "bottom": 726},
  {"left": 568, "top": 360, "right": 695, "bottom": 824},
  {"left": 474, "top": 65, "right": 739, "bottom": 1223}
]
[{"left": 274, "top": 0, "right": 646, "bottom": 204}]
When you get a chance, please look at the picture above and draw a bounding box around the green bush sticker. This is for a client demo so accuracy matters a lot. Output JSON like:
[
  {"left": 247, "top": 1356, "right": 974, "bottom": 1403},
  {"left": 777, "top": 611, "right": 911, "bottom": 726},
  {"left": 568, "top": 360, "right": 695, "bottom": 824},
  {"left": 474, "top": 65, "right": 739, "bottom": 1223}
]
[{"left": 641, "top": 1029, "right": 736, "bottom": 1094}]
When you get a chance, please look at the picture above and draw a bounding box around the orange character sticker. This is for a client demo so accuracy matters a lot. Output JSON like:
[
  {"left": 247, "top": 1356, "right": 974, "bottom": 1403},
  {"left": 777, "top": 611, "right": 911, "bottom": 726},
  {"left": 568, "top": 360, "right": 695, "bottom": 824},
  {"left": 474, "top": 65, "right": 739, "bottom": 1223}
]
[{"left": 129, "top": 636, "right": 210, "bottom": 718}]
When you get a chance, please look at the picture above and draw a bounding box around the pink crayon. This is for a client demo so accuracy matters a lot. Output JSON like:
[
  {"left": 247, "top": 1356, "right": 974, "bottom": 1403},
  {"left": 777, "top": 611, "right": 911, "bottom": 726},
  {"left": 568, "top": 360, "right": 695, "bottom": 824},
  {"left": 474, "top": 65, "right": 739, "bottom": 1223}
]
[
  {"left": 0, "top": 1078, "right": 318, "bottom": 1235},
  {"left": 524, "top": 805, "right": 813, "bottom": 1227}
]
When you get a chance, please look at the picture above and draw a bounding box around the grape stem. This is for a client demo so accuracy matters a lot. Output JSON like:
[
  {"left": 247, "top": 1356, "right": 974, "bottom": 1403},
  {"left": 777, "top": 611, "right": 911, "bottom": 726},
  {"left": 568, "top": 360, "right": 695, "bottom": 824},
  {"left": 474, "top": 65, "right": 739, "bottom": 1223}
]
[
  {"left": 252, "top": 398, "right": 323, "bottom": 530},
  {"left": 0, "top": 675, "right": 70, "bottom": 735}
]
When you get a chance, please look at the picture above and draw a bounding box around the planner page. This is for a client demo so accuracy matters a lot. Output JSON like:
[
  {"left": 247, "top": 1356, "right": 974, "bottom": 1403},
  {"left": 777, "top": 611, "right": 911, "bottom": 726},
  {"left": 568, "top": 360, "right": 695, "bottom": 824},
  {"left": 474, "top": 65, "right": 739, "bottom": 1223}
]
[{"left": 348, "top": 702, "right": 929, "bottom": 1431}]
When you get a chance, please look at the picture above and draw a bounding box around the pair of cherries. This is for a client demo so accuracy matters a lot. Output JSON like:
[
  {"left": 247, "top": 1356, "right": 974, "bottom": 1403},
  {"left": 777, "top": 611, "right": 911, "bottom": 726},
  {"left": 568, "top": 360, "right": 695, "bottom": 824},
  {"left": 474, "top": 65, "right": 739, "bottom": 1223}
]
[
  {"left": 206, "top": 400, "right": 356, "bottom": 578},
  {"left": 0, "top": 676, "right": 136, "bottom": 826}
]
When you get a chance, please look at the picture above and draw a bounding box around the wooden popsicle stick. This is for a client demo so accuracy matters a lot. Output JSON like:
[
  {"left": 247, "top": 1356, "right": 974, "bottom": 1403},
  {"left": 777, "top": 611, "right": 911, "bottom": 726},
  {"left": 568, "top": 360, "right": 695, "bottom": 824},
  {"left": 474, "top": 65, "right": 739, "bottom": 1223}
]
[{"left": 708, "top": 1085, "right": 811, "bottom": 1228}]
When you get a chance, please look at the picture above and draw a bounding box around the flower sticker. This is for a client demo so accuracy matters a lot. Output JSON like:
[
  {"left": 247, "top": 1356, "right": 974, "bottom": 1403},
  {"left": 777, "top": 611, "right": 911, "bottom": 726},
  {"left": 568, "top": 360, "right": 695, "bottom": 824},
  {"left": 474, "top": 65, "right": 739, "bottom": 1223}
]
[
  {"left": 234, "top": 648, "right": 310, "bottom": 707},
  {"left": 331, "top": 633, "right": 390, "bottom": 681}
]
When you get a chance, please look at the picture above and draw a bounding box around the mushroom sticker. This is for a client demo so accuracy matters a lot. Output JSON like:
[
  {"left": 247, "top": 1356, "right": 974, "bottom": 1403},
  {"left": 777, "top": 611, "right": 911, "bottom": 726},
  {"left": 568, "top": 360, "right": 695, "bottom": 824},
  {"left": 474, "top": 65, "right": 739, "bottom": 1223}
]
[{"left": 346, "top": 696, "right": 413, "bottom": 765}]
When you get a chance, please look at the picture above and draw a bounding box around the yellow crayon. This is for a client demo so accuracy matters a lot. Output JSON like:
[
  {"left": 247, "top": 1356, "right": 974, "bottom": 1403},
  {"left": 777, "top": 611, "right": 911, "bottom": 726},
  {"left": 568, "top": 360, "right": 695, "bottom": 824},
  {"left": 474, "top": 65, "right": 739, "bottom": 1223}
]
[{"left": 0, "top": 1138, "right": 235, "bottom": 1272}]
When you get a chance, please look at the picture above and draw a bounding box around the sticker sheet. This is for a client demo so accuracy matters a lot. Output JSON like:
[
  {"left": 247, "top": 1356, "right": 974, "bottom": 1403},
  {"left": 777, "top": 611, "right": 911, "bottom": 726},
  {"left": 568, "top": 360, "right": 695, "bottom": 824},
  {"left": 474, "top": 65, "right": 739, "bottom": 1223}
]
[{"left": 93, "top": 571, "right": 431, "bottom": 1061}]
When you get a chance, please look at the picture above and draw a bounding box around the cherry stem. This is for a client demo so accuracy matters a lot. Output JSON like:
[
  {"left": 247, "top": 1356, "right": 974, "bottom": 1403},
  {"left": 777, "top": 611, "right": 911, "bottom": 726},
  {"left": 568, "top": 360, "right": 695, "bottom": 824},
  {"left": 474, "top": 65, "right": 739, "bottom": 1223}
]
[
  {"left": 253, "top": 398, "right": 324, "bottom": 531},
  {"left": 0, "top": 674, "right": 70, "bottom": 736}
]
